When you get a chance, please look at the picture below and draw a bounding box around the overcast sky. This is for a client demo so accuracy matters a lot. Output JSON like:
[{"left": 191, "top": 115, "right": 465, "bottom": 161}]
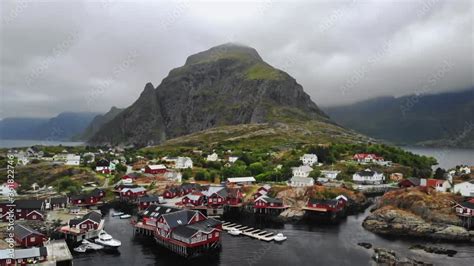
[{"left": 1, "top": 0, "right": 472, "bottom": 118}]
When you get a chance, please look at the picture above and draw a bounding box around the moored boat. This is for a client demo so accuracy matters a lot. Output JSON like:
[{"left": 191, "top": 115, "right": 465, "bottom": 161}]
[
  {"left": 120, "top": 214, "right": 131, "bottom": 219},
  {"left": 274, "top": 233, "right": 287, "bottom": 242},
  {"left": 94, "top": 230, "right": 121, "bottom": 249},
  {"left": 228, "top": 228, "right": 242, "bottom": 236},
  {"left": 112, "top": 212, "right": 124, "bottom": 217}
]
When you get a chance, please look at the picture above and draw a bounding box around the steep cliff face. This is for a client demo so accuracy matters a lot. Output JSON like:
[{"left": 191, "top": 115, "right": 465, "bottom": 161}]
[{"left": 88, "top": 43, "right": 330, "bottom": 146}]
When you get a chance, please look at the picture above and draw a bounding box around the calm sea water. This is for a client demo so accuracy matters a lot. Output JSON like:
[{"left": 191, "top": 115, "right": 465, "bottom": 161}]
[
  {"left": 73, "top": 208, "right": 473, "bottom": 266},
  {"left": 403, "top": 146, "right": 474, "bottom": 169},
  {"left": 0, "top": 139, "right": 84, "bottom": 148}
]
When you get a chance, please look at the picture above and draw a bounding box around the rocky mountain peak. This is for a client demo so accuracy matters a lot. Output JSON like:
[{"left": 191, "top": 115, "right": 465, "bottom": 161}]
[{"left": 185, "top": 43, "right": 263, "bottom": 65}]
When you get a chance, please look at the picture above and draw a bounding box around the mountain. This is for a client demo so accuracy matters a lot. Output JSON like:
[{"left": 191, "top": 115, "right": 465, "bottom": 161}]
[
  {"left": 0, "top": 112, "right": 100, "bottom": 141},
  {"left": 75, "top": 106, "right": 123, "bottom": 140},
  {"left": 89, "top": 43, "right": 337, "bottom": 146},
  {"left": 324, "top": 88, "right": 474, "bottom": 148}
]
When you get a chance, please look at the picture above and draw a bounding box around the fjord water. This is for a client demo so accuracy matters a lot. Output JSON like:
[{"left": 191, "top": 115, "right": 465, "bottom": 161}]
[
  {"left": 403, "top": 146, "right": 474, "bottom": 169},
  {"left": 73, "top": 209, "right": 473, "bottom": 266}
]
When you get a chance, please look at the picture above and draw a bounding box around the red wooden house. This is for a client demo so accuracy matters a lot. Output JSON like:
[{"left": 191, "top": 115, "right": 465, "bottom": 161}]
[
  {"left": 254, "top": 196, "right": 285, "bottom": 209},
  {"left": 227, "top": 187, "right": 244, "bottom": 206},
  {"left": 205, "top": 187, "right": 228, "bottom": 207},
  {"left": 122, "top": 172, "right": 141, "bottom": 181},
  {"left": 145, "top": 164, "right": 167, "bottom": 175},
  {"left": 305, "top": 195, "right": 348, "bottom": 213},
  {"left": 0, "top": 247, "right": 48, "bottom": 265},
  {"left": 95, "top": 159, "right": 112, "bottom": 174},
  {"left": 253, "top": 184, "right": 271, "bottom": 199},
  {"left": 11, "top": 199, "right": 45, "bottom": 221},
  {"left": 137, "top": 195, "right": 161, "bottom": 210},
  {"left": 69, "top": 211, "right": 103, "bottom": 232},
  {"left": 155, "top": 210, "right": 222, "bottom": 257},
  {"left": 48, "top": 197, "right": 68, "bottom": 210},
  {"left": 398, "top": 177, "right": 421, "bottom": 188},
  {"left": 70, "top": 189, "right": 105, "bottom": 206},
  {"left": 14, "top": 224, "right": 46, "bottom": 247},
  {"left": 180, "top": 183, "right": 201, "bottom": 195},
  {"left": 163, "top": 187, "right": 181, "bottom": 199},
  {"left": 182, "top": 192, "right": 205, "bottom": 206},
  {"left": 455, "top": 201, "right": 474, "bottom": 217},
  {"left": 119, "top": 186, "right": 147, "bottom": 200}
]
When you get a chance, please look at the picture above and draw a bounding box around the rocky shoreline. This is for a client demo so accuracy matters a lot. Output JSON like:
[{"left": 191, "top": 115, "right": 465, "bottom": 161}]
[{"left": 362, "top": 188, "right": 474, "bottom": 242}]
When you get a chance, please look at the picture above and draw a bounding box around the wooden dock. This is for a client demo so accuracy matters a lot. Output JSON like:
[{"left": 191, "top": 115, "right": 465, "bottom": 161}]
[{"left": 221, "top": 221, "right": 277, "bottom": 242}]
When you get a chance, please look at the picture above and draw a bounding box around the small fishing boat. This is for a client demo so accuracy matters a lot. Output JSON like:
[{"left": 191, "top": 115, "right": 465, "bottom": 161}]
[
  {"left": 119, "top": 214, "right": 131, "bottom": 219},
  {"left": 94, "top": 230, "right": 121, "bottom": 249},
  {"left": 73, "top": 245, "right": 87, "bottom": 253},
  {"left": 82, "top": 239, "right": 103, "bottom": 250},
  {"left": 228, "top": 228, "right": 242, "bottom": 236},
  {"left": 273, "top": 233, "right": 287, "bottom": 242},
  {"left": 112, "top": 212, "right": 124, "bottom": 217}
]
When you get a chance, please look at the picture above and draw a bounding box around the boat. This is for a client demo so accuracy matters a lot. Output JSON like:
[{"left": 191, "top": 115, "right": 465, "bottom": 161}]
[
  {"left": 112, "top": 212, "right": 124, "bottom": 217},
  {"left": 273, "top": 233, "right": 287, "bottom": 242},
  {"left": 73, "top": 245, "right": 87, "bottom": 253},
  {"left": 228, "top": 228, "right": 242, "bottom": 236},
  {"left": 94, "top": 230, "right": 122, "bottom": 249},
  {"left": 82, "top": 239, "right": 103, "bottom": 250},
  {"left": 120, "top": 214, "right": 131, "bottom": 219}
]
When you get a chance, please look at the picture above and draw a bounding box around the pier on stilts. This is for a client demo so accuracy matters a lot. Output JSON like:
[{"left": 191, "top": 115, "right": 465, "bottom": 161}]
[{"left": 221, "top": 221, "right": 279, "bottom": 242}]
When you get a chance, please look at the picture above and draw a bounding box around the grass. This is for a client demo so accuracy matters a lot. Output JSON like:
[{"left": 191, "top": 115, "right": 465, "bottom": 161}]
[{"left": 245, "top": 63, "right": 283, "bottom": 80}]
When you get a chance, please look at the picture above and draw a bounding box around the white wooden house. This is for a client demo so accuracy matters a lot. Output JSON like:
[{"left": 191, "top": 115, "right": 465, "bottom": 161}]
[{"left": 300, "top": 154, "right": 318, "bottom": 166}]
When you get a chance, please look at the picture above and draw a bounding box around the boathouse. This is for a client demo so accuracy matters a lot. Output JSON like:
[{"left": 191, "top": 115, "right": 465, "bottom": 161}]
[
  {"left": 254, "top": 195, "right": 287, "bottom": 214},
  {"left": 205, "top": 186, "right": 228, "bottom": 207},
  {"left": 0, "top": 247, "right": 48, "bottom": 265},
  {"left": 119, "top": 186, "right": 147, "bottom": 200},
  {"left": 163, "top": 187, "right": 181, "bottom": 199},
  {"left": 59, "top": 211, "right": 104, "bottom": 243},
  {"left": 137, "top": 195, "right": 161, "bottom": 210},
  {"left": 454, "top": 200, "right": 474, "bottom": 229},
  {"left": 154, "top": 209, "right": 222, "bottom": 257},
  {"left": 182, "top": 192, "right": 205, "bottom": 206},
  {"left": 14, "top": 224, "right": 47, "bottom": 247},
  {"left": 227, "top": 187, "right": 244, "bottom": 206},
  {"left": 11, "top": 199, "right": 45, "bottom": 221},
  {"left": 180, "top": 183, "right": 202, "bottom": 195}
]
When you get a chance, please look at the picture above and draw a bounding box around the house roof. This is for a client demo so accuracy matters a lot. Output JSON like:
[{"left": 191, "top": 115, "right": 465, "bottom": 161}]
[
  {"left": 15, "top": 199, "right": 43, "bottom": 210},
  {"left": 292, "top": 165, "right": 313, "bottom": 173},
  {"left": 121, "top": 187, "right": 147, "bottom": 193},
  {"left": 141, "top": 205, "right": 179, "bottom": 218},
  {"left": 96, "top": 159, "right": 110, "bottom": 167},
  {"left": 309, "top": 198, "right": 338, "bottom": 205},
  {"left": 147, "top": 164, "right": 166, "bottom": 170},
  {"left": 14, "top": 224, "right": 44, "bottom": 240},
  {"left": 184, "top": 193, "right": 204, "bottom": 201},
  {"left": 181, "top": 183, "right": 201, "bottom": 190},
  {"left": 405, "top": 177, "right": 421, "bottom": 186},
  {"left": 50, "top": 197, "right": 68, "bottom": 205},
  {"left": 69, "top": 211, "right": 102, "bottom": 227},
  {"left": 290, "top": 176, "right": 314, "bottom": 183},
  {"left": 7, "top": 247, "right": 48, "bottom": 259},
  {"left": 172, "top": 225, "right": 199, "bottom": 238},
  {"left": 355, "top": 169, "right": 378, "bottom": 177},
  {"left": 353, "top": 153, "right": 383, "bottom": 160},
  {"left": 256, "top": 195, "right": 282, "bottom": 204},
  {"left": 227, "top": 177, "right": 256, "bottom": 183},
  {"left": 161, "top": 210, "right": 198, "bottom": 229},
  {"left": 458, "top": 201, "right": 474, "bottom": 209},
  {"left": 204, "top": 186, "right": 228, "bottom": 198},
  {"left": 138, "top": 195, "right": 160, "bottom": 203}
]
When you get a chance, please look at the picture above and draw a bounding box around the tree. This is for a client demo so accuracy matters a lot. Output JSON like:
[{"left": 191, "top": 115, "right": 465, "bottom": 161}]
[
  {"left": 249, "top": 162, "right": 264, "bottom": 176},
  {"left": 308, "top": 169, "right": 321, "bottom": 178},
  {"left": 434, "top": 167, "right": 446, "bottom": 179},
  {"left": 195, "top": 170, "right": 209, "bottom": 181}
]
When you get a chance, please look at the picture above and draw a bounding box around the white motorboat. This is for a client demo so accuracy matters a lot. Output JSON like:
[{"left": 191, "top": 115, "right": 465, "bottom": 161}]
[
  {"left": 273, "top": 233, "right": 287, "bottom": 242},
  {"left": 82, "top": 239, "right": 103, "bottom": 250},
  {"left": 228, "top": 228, "right": 242, "bottom": 236},
  {"left": 73, "top": 245, "right": 87, "bottom": 253},
  {"left": 120, "top": 214, "right": 131, "bottom": 219},
  {"left": 112, "top": 212, "right": 124, "bottom": 217},
  {"left": 94, "top": 230, "right": 121, "bottom": 249}
]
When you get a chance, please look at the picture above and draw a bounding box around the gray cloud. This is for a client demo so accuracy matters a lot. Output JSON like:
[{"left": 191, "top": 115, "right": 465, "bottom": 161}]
[{"left": 1, "top": 0, "right": 472, "bottom": 118}]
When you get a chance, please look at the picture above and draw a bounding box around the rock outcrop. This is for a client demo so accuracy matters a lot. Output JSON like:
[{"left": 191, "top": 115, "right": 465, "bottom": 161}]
[{"left": 363, "top": 187, "right": 471, "bottom": 242}]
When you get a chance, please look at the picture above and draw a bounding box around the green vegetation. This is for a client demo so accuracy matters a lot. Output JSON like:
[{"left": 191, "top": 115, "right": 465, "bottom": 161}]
[{"left": 245, "top": 63, "right": 283, "bottom": 80}]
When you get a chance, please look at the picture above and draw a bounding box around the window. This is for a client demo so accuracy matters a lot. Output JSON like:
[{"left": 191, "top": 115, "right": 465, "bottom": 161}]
[
  {"left": 32, "top": 215, "right": 37, "bottom": 219},
  {"left": 30, "top": 237, "right": 35, "bottom": 242},
  {"left": 82, "top": 224, "right": 87, "bottom": 229}
]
